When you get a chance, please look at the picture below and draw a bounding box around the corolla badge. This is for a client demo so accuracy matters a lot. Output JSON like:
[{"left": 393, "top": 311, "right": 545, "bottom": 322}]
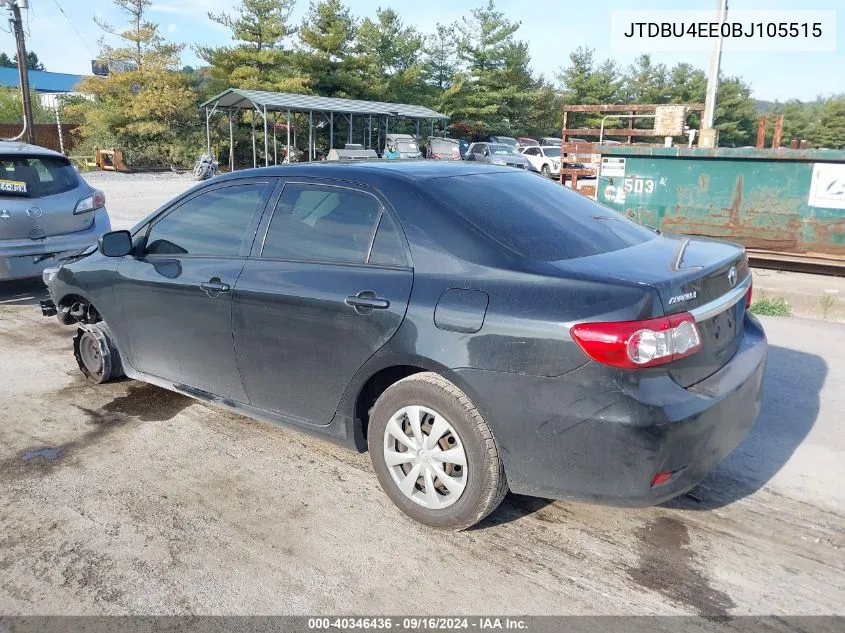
[
  {"left": 728, "top": 266, "right": 738, "bottom": 287},
  {"left": 667, "top": 291, "right": 697, "bottom": 305}
]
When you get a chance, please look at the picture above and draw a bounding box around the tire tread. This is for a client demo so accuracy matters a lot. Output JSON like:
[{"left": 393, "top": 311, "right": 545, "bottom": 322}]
[{"left": 379, "top": 371, "right": 508, "bottom": 529}]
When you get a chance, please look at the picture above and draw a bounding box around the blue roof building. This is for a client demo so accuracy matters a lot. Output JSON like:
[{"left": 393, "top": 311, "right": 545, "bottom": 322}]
[
  {"left": 0, "top": 67, "right": 85, "bottom": 93},
  {"left": 0, "top": 67, "right": 89, "bottom": 109}
]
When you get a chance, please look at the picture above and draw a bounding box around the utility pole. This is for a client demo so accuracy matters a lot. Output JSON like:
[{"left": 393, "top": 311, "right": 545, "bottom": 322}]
[
  {"left": 700, "top": 0, "right": 728, "bottom": 148},
  {"left": 5, "top": 0, "right": 35, "bottom": 144}
]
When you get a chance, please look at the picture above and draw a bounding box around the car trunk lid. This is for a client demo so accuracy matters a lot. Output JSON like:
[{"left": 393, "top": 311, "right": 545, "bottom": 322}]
[{"left": 555, "top": 230, "right": 749, "bottom": 387}]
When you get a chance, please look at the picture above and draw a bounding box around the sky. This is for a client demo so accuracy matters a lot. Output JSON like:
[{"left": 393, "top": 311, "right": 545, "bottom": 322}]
[{"left": 1, "top": 0, "right": 841, "bottom": 102}]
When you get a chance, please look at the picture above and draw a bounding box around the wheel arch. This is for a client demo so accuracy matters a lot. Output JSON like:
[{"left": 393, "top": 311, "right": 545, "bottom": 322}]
[{"left": 340, "top": 354, "right": 487, "bottom": 453}]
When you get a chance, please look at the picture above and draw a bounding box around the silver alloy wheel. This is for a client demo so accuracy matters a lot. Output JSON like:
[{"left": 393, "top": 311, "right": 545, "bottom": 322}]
[{"left": 382, "top": 405, "right": 468, "bottom": 510}]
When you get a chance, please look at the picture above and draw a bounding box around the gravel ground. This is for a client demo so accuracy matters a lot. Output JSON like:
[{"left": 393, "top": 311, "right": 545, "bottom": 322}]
[{"left": 0, "top": 273, "right": 843, "bottom": 616}]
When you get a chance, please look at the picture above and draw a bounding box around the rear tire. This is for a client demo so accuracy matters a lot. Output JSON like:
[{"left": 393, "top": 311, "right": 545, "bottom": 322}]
[
  {"left": 541, "top": 164, "right": 551, "bottom": 178},
  {"left": 368, "top": 372, "right": 508, "bottom": 530}
]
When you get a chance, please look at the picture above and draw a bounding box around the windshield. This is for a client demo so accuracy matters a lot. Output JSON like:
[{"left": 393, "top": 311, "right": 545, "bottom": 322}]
[
  {"left": 489, "top": 144, "right": 519, "bottom": 156},
  {"left": 494, "top": 137, "right": 517, "bottom": 146},
  {"left": 396, "top": 141, "right": 418, "bottom": 153},
  {"left": 0, "top": 154, "right": 78, "bottom": 198},
  {"left": 543, "top": 148, "right": 561, "bottom": 157}
]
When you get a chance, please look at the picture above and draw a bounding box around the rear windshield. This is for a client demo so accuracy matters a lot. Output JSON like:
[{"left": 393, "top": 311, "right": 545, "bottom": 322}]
[
  {"left": 424, "top": 172, "right": 655, "bottom": 261},
  {"left": 0, "top": 154, "right": 78, "bottom": 198}
]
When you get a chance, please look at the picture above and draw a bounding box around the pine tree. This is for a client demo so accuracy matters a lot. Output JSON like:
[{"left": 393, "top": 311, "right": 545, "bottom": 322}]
[
  {"left": 356, "top": 8, "right": 425, "bottom": 103},
  {"left": 295, "top": 0, "right": 362, "bottom": 99},
  {"left": 713, "top": 76, "right": 758, "bottom": 147},
  {"left": 72, "top": 0, "right": 200, "bottom": 167},
  {"left": 811, "top": 96, "right": 845, "bottom": 149},
  {"left": 197, "top": 0, "right": 306, "bottom": 93}
]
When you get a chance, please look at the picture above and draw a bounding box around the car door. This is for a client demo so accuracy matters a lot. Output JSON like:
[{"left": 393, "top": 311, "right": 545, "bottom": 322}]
[
  {"left": 232, "top": 179, "right": 413, "bottom": 426},
  {"left": 114, "top": 178, "right": 276, "bottom": 400},
  {"left": 522, "top": 147, "right": 540, "bottom": 170}
]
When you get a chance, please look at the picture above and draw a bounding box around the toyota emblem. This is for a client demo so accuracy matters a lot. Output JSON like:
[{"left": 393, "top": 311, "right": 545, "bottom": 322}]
[
  {"left": 728, "top": 266, "right": 738, "bottom": 287},
  {"left": 26, "top": 207, "right": 43, "bottom": 218}
]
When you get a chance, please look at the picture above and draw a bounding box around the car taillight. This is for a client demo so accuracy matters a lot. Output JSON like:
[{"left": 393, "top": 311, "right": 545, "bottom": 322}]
[
  {"left": 570, "top": 313, "right": 702, "bottom": 369},
  {"left": 432, "top": 152, "right": 443, "bottom": 159},
  {"left": 746, "top": 279, "right": 753, "bottom": 309},
  {"left": 74, "top": 190, "right": 106, "bottom": 215}
]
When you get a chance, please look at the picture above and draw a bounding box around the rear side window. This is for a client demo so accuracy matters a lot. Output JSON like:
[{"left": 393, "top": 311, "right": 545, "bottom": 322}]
[
  {"left": 145, "top": 183, "right": 268, "bottom": 257},
  {"left": 424, "top": 172, "right": 655, "bottom": 261},
  {"left": 0, "top": 154, "right": 78, "bottom": 198},
  {"left": 262, "top": 183, "right": 382, "bottom": 263},
  {"left": 368, "top": 212, "right": 408, "bottom": 267}
]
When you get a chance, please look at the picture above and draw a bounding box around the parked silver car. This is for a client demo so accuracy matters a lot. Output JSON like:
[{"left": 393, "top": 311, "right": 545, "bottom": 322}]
[{"left": 0, "top": 142, "right": 111, "bottom": 280}]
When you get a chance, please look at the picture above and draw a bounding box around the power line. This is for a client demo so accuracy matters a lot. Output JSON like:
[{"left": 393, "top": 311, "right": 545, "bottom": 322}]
[{"left": 52, "top": 0, "right": 96, "bottom": 58}]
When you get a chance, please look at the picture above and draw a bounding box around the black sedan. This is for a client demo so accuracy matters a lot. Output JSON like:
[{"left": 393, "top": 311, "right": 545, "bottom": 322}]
[{"left": 42, "top": 162, "right": 766, "bottom": 529}]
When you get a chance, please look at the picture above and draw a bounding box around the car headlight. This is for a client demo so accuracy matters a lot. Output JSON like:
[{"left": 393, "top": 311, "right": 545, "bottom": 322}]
[
  {"left": 74, "top": 190, "right": 106, "bottom": 215},
  {"left": 491, "top": 158, "right": 506, "bottom": 166}
]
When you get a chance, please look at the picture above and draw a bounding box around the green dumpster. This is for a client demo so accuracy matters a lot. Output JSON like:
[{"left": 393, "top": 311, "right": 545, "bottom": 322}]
[{"left": 594, "top": 146, "right": 845, "bottom": 258}]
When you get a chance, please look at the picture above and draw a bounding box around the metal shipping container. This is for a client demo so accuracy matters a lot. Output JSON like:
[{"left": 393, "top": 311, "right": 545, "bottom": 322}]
[{"left": 595, "top": 146, "right": 845, "bottom": 259}]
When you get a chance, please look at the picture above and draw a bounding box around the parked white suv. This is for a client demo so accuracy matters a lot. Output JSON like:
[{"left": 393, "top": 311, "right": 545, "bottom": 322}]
[{"left": 520, "top": 145, "right": 561, "bottom": 179}]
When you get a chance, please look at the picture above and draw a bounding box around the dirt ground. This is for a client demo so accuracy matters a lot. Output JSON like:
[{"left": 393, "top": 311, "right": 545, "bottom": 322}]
[{"left": 0, "top": 173, "right": 843, "bottom": 616}]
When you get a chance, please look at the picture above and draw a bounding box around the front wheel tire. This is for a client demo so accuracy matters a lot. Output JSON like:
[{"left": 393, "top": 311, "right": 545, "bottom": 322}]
[
  {"left": 73, "top": 323, "right": 124, "bottom": 384},
  {"left": 368, "top": 372, "right": 508, "bottom": 530},
  {"left": 541, "top": 164, "right": 551, "bottom": 178}
]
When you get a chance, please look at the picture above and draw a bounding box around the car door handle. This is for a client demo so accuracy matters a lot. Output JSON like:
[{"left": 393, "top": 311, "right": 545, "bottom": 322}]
[
  {"left": 200, "top": 278, "right": 230, "bottom": 296},
  {"left": 345, "top": 291, "right": 390, "bottom": 311}
]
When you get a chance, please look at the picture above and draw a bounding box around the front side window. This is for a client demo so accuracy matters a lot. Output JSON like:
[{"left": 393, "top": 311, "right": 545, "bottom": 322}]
[
  {"left": 262, "top": 183, "right": 382, "bottom": 263},
  {"left": 145, "top": 183, "right": 268, "bottom": 257}
]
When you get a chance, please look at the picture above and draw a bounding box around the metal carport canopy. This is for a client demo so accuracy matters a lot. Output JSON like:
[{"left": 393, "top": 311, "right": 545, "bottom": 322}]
[
  {"left": 200, "top": 88, "right": 449, "bottom": 120},
  {"left": 201, "top": 88, "right": 449, "bottom": 169}
]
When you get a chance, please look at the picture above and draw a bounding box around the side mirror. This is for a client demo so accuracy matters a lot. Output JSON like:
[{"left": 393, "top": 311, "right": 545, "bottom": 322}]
[{"left": 98, "top": 230, "right": 133, "bottom": 257}]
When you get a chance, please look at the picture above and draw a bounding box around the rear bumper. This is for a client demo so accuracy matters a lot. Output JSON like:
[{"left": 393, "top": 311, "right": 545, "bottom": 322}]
[
  {"left": 452, "top": 314, "right": 767, "bottom": 505},
  {"left": 0, "top": 209, "right": 110, "bottom": 280}
]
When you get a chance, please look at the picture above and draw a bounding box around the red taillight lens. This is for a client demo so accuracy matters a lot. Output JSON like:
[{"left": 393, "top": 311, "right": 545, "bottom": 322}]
[
  {"left": 570, "top": 313, "right": 702, "bottom": 369},
  {"left": 650, "top": 471, "right": 675, "bottom": 487},
  {"left": 746, "top": 279, "right": 753, "bottom": 309}
]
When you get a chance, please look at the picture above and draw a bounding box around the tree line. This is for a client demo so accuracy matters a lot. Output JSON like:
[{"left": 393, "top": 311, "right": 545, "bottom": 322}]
[{"left": 9, "top": 0, "right": 843, "bottom": 165}]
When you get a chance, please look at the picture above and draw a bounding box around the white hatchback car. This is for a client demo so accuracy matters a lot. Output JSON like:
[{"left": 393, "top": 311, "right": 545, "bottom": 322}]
[{"left": 519, "top": 145, "right": 561, "bottom": 179}]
